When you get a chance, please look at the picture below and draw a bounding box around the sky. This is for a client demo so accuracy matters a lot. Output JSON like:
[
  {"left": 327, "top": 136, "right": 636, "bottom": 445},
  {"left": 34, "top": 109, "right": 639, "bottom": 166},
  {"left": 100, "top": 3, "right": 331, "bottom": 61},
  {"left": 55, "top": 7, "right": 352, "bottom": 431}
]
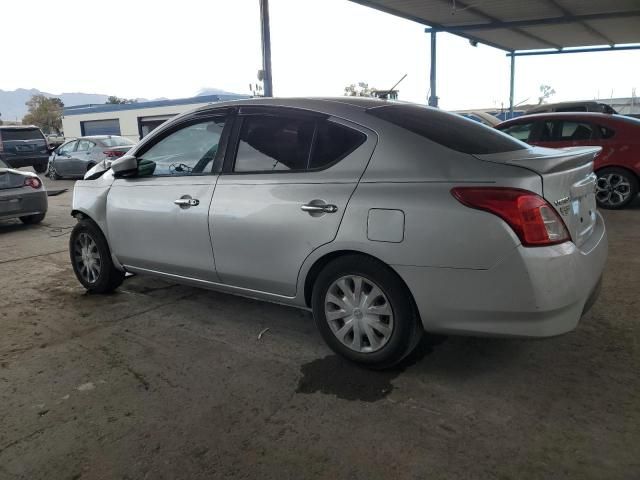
[{"left": 1, "top": 0, "right": 639, "bottom": 110}]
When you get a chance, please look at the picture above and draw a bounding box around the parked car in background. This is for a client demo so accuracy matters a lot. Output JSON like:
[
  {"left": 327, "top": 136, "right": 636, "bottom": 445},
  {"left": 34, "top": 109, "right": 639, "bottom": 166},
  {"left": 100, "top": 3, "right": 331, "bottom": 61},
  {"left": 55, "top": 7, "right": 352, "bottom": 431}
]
[
  {"left": 0, "top": 125, "right": 50, "bottom": 173},
  {"left": 458, "top": 111, "right": 501, "bottom": 127},
  {"left": 69, "top": 98, "right": 606, "bottom": 368},
  {"left": 45, "top": 133, "right": 65, "bottom": 148},
  {"left": 0, "top": 157, "right": 47, "bottom": 224},
  {"left": 496, "top": 112, "right": 640, "bottom": 209},
  {"left": 526, "top": 101, "right": 617, "bottom": 115},
  {"left": 49, "top": 135, "right": 135, "bottom": 179}
]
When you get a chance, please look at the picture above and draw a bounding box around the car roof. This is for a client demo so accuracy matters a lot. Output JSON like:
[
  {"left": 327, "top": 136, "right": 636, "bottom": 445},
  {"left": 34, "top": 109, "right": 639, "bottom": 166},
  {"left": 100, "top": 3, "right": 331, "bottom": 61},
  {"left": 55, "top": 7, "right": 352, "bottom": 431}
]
[
  {"left": 0, "top": 125, "right": 41, "bottom": 130},
  {"left": 497, "top": 112, "right": 634, "bottom": 127},
  {"left": 194, "top": 96, "right": 391, "bottom": 115}
]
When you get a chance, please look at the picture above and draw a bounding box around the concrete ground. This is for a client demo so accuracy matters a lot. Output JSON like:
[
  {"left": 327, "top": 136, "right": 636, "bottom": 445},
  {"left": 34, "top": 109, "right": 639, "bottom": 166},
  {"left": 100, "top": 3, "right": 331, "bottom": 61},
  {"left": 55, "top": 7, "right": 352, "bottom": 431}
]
[{"left": 1, "top": 175, "right": 638, "bottom": 480}]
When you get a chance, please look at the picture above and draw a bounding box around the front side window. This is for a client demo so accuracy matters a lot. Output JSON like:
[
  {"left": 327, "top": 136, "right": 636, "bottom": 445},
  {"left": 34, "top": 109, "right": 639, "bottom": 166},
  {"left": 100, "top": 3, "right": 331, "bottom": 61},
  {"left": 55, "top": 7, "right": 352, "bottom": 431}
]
[
  {"left": 500, "top": 122, "right": 535, "bottom": 142},
  {"left": 139, "top": 117, "right": 226, "bottom": 176},
  {"left": 233, "top": 115, "right": 366, "bottom": 173},
  {"left": 59, "top": 141, "right": 77, "bottom": 154}
]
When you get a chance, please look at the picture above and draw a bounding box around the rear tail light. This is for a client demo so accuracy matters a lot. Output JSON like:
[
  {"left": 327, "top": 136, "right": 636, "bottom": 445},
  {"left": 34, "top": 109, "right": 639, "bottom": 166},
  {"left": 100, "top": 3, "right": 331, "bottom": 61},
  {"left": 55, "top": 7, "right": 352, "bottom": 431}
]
[
  {"left": 451, "top": 187, "right": 570, "bottom": 247},
  {"left": 103, "top": 150, "right": 124, "bottom": 158},
  {"left": 24, "top": 177, "right": 42, "bottom": 189}
]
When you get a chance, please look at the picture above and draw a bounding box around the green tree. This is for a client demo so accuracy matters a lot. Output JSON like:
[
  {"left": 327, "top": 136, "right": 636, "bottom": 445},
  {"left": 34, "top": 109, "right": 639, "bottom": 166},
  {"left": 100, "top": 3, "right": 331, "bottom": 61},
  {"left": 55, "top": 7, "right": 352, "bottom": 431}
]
[
  {"left": 344, "top": 82, "right": 376, "bottom": 97},
  {"left": 106, "top": 96, "right": 137, "bottom": 104},
  {"left": 22, "top": 95, "right": 64, "bottom": 133}
]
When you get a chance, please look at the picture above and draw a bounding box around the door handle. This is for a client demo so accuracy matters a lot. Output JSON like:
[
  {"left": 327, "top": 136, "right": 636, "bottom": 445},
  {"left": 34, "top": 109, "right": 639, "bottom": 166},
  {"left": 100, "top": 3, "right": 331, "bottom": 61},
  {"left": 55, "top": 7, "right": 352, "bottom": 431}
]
[
  {"left": 174, "top": 198, "right": 199, "bottom": 207},
  {"left": 301, "top": 203, "right": 338, "bottom": 214}
]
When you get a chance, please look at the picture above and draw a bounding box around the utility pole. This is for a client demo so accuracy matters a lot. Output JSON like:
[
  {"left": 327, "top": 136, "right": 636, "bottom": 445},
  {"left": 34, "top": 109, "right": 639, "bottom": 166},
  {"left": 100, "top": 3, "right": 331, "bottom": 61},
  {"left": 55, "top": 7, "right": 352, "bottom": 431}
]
[{"left": 260, "top": 0, "right": 273, "bottom": 97}]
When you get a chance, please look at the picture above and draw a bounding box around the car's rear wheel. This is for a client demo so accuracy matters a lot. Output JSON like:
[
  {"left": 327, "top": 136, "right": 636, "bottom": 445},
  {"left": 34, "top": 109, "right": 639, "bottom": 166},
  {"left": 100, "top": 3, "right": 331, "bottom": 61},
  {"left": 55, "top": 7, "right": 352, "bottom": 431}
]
[
  {"left": 69, "top": 219, "right": 125, "bottom": 293},
  {"left": 595, "top": 167, "right": 639, "bottom": 209},
  {"left": 33, "top": 162, "right": 47, "bottom": 173},
  {"left": 311, "top": 254, "right": 422, "bottom": 369},
  {"left": 20, "top": 213, "right": 45, "bottom": 224}
]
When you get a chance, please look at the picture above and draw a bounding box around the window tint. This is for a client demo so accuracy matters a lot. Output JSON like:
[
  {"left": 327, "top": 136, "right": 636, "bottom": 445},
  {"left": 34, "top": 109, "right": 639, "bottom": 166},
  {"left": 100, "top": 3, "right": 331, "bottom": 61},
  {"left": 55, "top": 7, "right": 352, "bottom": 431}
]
[
  {"left": 367, "top": 104, "right": 526, "bottom": 154},
  {"left": 311, "top": 122, "right": 365, "bottom": 169},
  {"left": 557, "top": 121, "right": 594, "bottom": 141},
  {"left": 234, "top": 115, "right": 315, "bottom": 172},
  {"left": 0, "top": 128, "right": 44, "bottom": 141},
  {"left": 556, "top": 106, "right": 587, "bottom": 112},
  {"left": 59, "top": 141, "right": 77, "bottom": 154},
  {"left": 76, "top": 140, "right": 94, "bottom": 152},
  {"left": 500, "top": 122, "right": 535, "bottom": 142},
  {"left": 598, "top": 125, "right": 615, "bottom": 139},
  {"left": 140, "top": 117, "right": 226, "bottom": 176}
]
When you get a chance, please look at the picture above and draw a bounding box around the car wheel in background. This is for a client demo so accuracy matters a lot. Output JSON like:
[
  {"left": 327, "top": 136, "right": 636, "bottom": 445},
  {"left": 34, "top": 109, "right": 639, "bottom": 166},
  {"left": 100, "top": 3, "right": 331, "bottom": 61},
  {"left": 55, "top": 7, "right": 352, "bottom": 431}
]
[
  {"left": 69, "top": 219, "right": 125, "bottom": 293},
  {"left": 311, "top": 254, "right": 423, "bottom": 369},
  {"left": 47, "top": 162, "right": 62, "bottom": 180},
  {"left": 19, "top": 213, "right": 46, "bottom": 225},
  {"left": 595, "top": 167, "right": 639, "bottom": 209},
  {"left": 33, "top": 162, "right": 47, "bottom": 173}
]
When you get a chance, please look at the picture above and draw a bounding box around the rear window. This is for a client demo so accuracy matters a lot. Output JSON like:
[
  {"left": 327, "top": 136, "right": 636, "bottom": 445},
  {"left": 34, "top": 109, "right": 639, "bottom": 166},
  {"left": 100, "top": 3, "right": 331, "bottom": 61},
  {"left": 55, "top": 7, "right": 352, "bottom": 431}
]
[
  {"left": 367, "top": 104, "right": 526, "bottom": 154},
  {"left": 100, "top": 137, "right": 134, "bottom": 147},
  {"left": 0, "top": 128, "right": 44, "bottom": 141}
]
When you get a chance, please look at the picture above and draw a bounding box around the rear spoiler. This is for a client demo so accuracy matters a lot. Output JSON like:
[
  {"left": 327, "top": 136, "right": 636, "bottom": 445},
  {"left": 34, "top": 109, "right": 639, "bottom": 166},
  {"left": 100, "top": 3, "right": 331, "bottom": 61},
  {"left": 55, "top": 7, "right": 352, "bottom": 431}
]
[{"left": 474, "top": 146, "right": 601, "bottom": 174}]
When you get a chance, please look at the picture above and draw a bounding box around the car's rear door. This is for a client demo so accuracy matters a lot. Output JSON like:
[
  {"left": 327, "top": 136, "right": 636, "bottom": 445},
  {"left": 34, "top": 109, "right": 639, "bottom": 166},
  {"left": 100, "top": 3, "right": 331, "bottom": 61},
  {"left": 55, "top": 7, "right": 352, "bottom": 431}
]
[
  {"left": 106, "top": 111, "right": 231, "bottom": 281},
  {"left": 210, "top": 107, "right": 376, "bottom": 297}
]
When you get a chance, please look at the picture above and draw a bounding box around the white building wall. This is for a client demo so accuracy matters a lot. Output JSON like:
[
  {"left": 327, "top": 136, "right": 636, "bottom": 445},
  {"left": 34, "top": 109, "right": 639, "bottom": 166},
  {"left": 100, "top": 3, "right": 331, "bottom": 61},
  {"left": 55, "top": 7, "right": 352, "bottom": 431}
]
[{"left": 62, "top": 101, "right": 214, "bottom": 141}]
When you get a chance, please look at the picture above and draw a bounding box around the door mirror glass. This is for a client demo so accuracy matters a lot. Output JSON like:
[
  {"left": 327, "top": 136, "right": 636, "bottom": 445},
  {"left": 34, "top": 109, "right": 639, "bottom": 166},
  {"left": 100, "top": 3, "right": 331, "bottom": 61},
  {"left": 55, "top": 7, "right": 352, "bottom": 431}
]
[{"left": 111, "top": 154, "right": 139, "bottom": 177}]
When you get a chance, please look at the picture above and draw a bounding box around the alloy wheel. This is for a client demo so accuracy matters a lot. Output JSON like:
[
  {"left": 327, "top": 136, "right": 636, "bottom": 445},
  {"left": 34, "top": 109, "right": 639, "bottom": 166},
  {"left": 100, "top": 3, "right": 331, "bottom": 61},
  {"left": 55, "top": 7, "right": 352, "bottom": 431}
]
[
  {"left": 324, "top": 275, "right": 394, "bottom": 353},
  {"left": 596, "top": 173, "right": 632, "bottom": 207},
  {"left": 73, "top": 232, "right": 102, "bottom": 284}
]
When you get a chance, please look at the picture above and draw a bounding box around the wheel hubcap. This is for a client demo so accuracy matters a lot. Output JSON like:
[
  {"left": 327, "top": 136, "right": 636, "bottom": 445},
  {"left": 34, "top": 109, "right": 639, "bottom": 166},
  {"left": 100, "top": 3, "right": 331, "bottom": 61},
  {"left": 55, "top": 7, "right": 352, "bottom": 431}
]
[
  {"left": 596, "top": 173, "right": 631, "bottom": 207},
  {"left": 324, "top": 275, "right": 394, "bottom": 353},
  {"left": 74, "top": 232, "right": 101, "bottom": 284}
]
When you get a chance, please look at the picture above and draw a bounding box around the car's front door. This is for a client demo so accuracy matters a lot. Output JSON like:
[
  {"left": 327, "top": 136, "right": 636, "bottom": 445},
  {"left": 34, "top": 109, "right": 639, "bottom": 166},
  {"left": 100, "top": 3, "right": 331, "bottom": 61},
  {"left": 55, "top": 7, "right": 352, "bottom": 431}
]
[
  {"left": 210, "top": 108, "right": 376, "bottom": 297},
  {"left": 73, "top": 139, "right": 95, "bottom": 176},
  {"left": 106, "top": 113, "right": 230, "bottom": 281},
  {"left": 53, "top": 140, "right": 78, "bottom": 176}
]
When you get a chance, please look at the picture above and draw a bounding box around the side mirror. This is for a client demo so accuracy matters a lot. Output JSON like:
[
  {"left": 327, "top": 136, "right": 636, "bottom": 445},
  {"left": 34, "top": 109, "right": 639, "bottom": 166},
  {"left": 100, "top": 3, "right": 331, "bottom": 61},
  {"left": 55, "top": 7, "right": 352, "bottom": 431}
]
[{"left": 111, "top": 154, "right": 138, "bottom": 178}]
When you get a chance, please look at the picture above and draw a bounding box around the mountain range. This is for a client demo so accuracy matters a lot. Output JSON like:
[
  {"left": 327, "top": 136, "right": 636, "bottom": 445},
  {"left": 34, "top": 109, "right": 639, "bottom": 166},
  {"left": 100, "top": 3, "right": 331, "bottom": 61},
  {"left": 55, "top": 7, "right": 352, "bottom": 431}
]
[{"left": 0, "top": 87, "right": 240, "bottom": 122}]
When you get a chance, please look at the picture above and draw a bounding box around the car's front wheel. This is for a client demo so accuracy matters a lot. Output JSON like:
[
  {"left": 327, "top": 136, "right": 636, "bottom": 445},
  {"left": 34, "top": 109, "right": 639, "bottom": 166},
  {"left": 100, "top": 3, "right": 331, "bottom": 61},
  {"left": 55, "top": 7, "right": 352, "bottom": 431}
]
[
  {"left": 33, "top": 162, "right": 47, "bottom": 173},
  {"left": 595, "top": 167, "right": 639, "bottom": 209},
  {"left": 311, "top": 254, "right": 422, "bottom": 369},
  {"left": 69, "top": 219, "right": 125, "bottom": 293}
]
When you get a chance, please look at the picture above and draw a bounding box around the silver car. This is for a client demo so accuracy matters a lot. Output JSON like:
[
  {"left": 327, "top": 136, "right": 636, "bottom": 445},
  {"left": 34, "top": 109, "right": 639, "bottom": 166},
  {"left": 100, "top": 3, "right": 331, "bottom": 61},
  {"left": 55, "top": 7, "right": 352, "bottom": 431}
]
[
  {"left": 49, "top": 135, "right": 135, "bottom": 179},
  {"left": 0, "top": 158, "right": 47, "bottom": 224},
  {"left": 69, "top": 98, "right": 607, "bottom": 368}
]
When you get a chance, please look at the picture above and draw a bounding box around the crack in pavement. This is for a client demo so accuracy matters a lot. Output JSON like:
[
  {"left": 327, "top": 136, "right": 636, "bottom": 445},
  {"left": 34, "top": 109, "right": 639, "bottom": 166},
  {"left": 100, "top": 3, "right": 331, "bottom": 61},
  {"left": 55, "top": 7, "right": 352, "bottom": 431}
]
[{"left": 0, "top": 250, "right": 67, "bottom": 265}]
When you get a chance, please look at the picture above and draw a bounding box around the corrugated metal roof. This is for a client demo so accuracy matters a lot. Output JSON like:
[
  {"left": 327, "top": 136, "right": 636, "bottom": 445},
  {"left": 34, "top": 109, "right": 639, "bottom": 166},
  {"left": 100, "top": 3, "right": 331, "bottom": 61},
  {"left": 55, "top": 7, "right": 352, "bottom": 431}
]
[{"left": 350, "top": 0, "right": 640, "bottom": 52}]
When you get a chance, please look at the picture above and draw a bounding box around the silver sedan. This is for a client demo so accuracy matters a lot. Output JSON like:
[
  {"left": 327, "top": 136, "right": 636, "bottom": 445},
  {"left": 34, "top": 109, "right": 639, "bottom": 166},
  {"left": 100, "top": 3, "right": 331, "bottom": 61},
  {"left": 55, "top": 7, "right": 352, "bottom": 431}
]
[
  {"left": 0, "top": 158, "right": 47, "bottom": 224},
  {"left": 69, "top": 98, "right": 607, "bottom": 368},
  {"left": 49, "top": 135, "right": 135, "bottom": 179}
]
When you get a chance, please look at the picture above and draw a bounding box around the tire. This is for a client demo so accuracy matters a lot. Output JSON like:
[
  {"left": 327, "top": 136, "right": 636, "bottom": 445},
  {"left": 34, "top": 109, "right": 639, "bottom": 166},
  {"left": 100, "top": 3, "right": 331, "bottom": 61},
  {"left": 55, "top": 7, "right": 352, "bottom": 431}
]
[
  {"left": 595, "top": 167, "right": 639, "bottom": 210},
  {"left": 69, "top": 219, "right": 125, "bottom": 293},
  {"left": 311, "top": 254, "right": 423, "bottom": 369},
  {"left": 20, "top": 213, "right": 46, "bottom": 224},
  {"left": 47, "top": 162, "right": 62, "bottom": 180},
  {"left": 33, "top": 162, "right": 47, "bottom": 173}
]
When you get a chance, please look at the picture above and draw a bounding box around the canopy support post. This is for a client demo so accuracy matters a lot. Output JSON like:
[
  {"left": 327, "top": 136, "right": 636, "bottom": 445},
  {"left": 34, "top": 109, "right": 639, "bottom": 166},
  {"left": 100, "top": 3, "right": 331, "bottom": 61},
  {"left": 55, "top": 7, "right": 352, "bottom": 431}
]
[
  {"left": 428, "top": 30, "right": 438, "bottom": 107},
  {"left": 508, "top": 53, "right": 515, "bottom": 118}
]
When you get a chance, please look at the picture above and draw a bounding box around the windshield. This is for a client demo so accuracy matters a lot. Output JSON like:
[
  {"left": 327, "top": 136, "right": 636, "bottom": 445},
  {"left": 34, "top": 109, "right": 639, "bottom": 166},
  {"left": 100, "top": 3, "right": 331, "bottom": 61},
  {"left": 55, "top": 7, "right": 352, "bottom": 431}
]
[{"left": 100, "top": 136, "right": 135, "bottom": 147}]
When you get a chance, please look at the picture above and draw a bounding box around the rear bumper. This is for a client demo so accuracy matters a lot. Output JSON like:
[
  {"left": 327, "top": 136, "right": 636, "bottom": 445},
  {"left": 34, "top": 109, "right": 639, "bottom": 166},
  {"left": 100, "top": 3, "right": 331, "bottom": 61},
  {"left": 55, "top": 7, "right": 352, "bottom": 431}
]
[
  {"left": 0, "top": 188, "right": 48, "bottom": 220},
  {"left": 394, "top": 212, "right": 608, "bottom": 338}
]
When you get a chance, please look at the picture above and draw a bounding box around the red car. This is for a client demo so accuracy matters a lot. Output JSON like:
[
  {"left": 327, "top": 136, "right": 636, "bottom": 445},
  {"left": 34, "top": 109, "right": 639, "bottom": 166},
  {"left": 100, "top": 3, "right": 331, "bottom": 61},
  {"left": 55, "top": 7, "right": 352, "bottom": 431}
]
[{"left": 496, "top": 112, "right": 640, "bottom": 209}]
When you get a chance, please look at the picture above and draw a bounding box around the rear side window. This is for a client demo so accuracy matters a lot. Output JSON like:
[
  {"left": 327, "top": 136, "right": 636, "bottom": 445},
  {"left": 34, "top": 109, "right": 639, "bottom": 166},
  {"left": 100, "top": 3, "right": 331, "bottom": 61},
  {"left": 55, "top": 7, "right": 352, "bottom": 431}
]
[
  {"left": 233, "top": 115, "right": 365, "bottom": 173},
  {"left": 367, "top": 104, "right": 526, "bottom": 154},
  {"left": 0, "top": 128, "right": 44, "bottom": 141},
  {"left": 499, "top": 122, "right": 535, "bottom": 142},
  {"left": 557, "top": 121, "right": 595, "bottom": 141},
  {"left": 598, "top": 126, "right": 615, "bottom": 139}
]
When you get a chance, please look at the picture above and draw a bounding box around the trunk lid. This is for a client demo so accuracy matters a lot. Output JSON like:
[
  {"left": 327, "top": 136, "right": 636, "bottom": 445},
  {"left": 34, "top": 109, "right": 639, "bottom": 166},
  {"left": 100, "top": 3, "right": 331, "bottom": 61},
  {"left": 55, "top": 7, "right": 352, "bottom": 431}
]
[{"left": 475, "top": 146, "right": 601, "bottom": 248}]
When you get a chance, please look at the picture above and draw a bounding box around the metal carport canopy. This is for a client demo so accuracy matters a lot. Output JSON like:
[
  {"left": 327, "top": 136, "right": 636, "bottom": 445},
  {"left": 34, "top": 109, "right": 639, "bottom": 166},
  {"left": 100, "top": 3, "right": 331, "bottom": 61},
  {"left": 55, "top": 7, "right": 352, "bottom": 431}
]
[{"left": 347, "top": 0, "right": 640, "bottom": 111}]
